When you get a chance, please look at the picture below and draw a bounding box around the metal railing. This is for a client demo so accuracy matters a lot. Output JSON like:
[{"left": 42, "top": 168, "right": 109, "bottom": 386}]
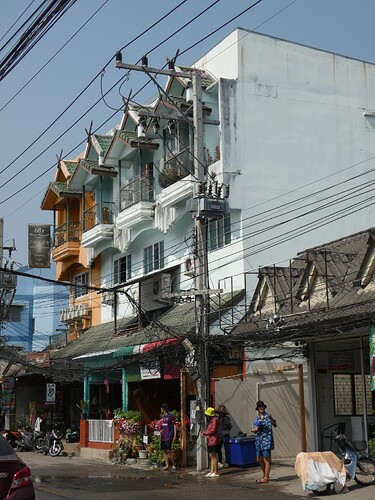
[
  {"left": 83, "top": 201, "right": 115, "bottom": 232},
  {"left": 119, "top": 175, "right": 154, "bottom": 211},
  {"left": 54, "top": 221, "right": 81, "bottom": 247},
  {"left": 88, "top": 419, "right": 114, "bottom": 443}
]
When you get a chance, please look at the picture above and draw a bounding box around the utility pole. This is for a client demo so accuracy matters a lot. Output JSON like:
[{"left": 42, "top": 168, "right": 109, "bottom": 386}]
[
  {"left": 115, "top": 54, "right": 226, "bottom": 470},
  {"left": 191, "top": 68, "right": 210, "bottom": 471}
]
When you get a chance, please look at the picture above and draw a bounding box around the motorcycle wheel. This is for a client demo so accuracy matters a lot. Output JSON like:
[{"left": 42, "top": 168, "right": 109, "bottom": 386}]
[
  {"left": 354, "top": 457, "right": 375, "bottom": 485},
  {"left": 33, "top": 437, "right": 45, "bottom": 452},
  {"left": 16, "top": 439, "right": 25, "bottom": 452},
  {"left": 49, "top": 442, "right": 62, "bottom": 457},
  {"left": 312, "top": 485, "right": 331, "bottom": 496}
]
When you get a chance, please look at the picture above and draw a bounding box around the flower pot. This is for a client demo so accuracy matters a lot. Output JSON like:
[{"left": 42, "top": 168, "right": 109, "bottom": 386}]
[
  {"left": 80, "top": 412, "right": 88, "bottom": 420},
  {"left": 138, "top": 449, "right": 148, "bottom": 459}
]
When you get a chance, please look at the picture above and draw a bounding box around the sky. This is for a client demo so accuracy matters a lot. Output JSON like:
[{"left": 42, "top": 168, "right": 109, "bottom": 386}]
[{"left": 1, "top": 0, "right": 375, "bottom": 267}]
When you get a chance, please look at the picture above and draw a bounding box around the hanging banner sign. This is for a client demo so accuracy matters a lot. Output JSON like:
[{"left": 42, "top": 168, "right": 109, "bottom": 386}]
[
  {"left": 28, "top": 224, "right": 51, "bottom": 268},
  {"left": 46, "top": 383, "right": 56, "bottom": 403},
  {"left": 370, "top": 325, "right": 375, "bottom": 391}
]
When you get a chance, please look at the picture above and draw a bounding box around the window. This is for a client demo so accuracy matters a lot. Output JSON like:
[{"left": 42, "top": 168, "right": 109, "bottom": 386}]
[
  {"left": 333, "top": 373, "right": 373, "bottom": 416},
  {"left": 163, "top": 121, "right": 189, "bottom": 157},
  {"left": 5, "top": 306, "right": 22, "bottom": 322},
  {"left": 144, "top": 241, "right": 164, "bottom": 274},
  {"left": 74, "top": 272, "right": 89, "bottom": 299},
  {"left": 208, "top": 214, "right": 231, "bottom": 251},
  {"left": 114, "top": 255, "right": 131, "bottom": 285}
]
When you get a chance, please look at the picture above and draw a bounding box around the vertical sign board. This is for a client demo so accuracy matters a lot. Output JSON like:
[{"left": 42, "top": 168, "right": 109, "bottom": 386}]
[
  {"left": 28, "top": 224, "right": 51, "bottom": 268},
  {"left": 370, "top": 325, "right": 375, "bottom": 391},
  {"left": 46, "top": 383, "right": 56, "bottom": 403}
]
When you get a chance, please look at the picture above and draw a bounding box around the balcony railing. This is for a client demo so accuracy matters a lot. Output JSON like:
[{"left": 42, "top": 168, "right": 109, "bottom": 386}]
[
  {"left": 54, "top": 221, "right": 81, "bottom": 247},
  {"left": 119, "top": 175, "right": 154, "bottom": 211},
  {"left": 158, "top": 148, "right": 193, "bottom": 188},
  {"left": 88, "top": 419, "right": 114, "bottom": 443},
  {"left": 83, "top": 201, "right": 115, "bottom": 232}
]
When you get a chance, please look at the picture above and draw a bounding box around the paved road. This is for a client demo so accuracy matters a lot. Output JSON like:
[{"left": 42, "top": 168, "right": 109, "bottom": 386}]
[{"left": 20, "top": 450, "right": 375, "bottom": 500}]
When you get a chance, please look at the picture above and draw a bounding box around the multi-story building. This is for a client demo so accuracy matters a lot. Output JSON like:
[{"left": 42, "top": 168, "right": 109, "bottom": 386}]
[
  {"left": 39, "top": 28, "right": 375, "bottom": 454},
  {"left": 1, "top": 265, "right": 68, "bottom": 351}
]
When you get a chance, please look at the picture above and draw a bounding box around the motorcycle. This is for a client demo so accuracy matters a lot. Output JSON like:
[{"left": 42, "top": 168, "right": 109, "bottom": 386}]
[
  {"left": 296, "top": 434, "right": 375, "bottom": 495},
  {"left": 15, "top": 427, "right": 45, "bottom": 452},
  {"left": 43, "top": 427, "right": 64, "bottom": 457},
  {"left": 1, "top": 429, "right": 22, "bottom": 449},
  {"left": 65, "top": 426, "right": 80, "bottom": 443}
]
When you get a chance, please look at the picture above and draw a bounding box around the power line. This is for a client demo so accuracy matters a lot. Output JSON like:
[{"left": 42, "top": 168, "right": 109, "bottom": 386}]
[
  {"left": 0, "top": 0, "right": 110, "bottom": 114},
  {"left": 0, "top": 0, "right": 78, "bottom": 81}
]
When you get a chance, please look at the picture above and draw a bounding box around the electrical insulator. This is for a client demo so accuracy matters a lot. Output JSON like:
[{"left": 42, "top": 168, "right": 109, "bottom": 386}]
[
  {"left": 207, "top": 182, "right": 213, "bottom": 196},
  {"left": 197, "top": 183, "right": 203, "bottom": 195},
  {"left": 217, "top": 183, "right": 223, "bottom": 198},
  {"left": 201, "top": 181, "right": 207, "bottom": 194},
  {"left": 213, "top": 181, "right": 219, "bottom": 197},
  {"left": 224, "top": 185, "right": 230, "bottom": 198}
]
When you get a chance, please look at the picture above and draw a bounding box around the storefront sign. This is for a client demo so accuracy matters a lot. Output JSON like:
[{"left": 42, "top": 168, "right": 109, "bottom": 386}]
[
  {"left": 28, "top": 224, "right": 51, "bottom": 268},
  {"left": 328, "top": 352, "right": 354, "bottom": 370},
  {"left": 46, "top": 383, "right": 56, "bottom": 403},
  {"left": 370, "top": 325, "right": 375, "bottom": 391}
]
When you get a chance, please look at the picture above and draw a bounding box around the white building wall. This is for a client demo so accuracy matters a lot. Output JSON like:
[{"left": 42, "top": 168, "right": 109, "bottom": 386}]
[{"left": 199, "top": 29, "right": 375, "bottom": 275}]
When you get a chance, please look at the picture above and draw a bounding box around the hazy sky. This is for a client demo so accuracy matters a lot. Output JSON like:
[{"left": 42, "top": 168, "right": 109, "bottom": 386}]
[{"left": 1, "top": 0, "right": 375, "bottom": 266}]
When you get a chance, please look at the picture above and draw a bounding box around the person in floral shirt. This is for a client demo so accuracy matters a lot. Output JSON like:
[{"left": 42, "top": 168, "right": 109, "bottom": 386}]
[{"left": 251, "top": 400, "right": 277, "bottom": 484}]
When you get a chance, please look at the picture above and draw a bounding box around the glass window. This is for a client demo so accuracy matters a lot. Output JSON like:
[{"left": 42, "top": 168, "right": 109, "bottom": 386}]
[
  {"left": 73, "top": 272, "right": 89, "bottom": 299},
  {"left": 333, "top": 373, "right": 373, "bottom": 416},
  {"left": 208, "top": 214, "right": 231, "bottom": 251},
  {"left": 144, "top": 241, "right": 164, "bottom": 273},
  {"left": 114, "top": 255, "right": 131, "bottom": 285}
]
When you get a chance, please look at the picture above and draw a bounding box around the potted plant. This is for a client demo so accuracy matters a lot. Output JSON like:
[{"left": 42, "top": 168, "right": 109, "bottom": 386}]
[{"left": 76, "top": 400, "right": 89, "bottom": 420}]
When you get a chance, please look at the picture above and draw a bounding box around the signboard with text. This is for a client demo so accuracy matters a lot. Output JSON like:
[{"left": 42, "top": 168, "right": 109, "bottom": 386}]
[
  {"left": 28, "top": 224, "right": 51, "bottom": 268},
  {"left": 328, "top": 352, "right": 354, "bottom": 370},
  {"left": 46, "top": 383, "right": 56, "bottom": 403}
]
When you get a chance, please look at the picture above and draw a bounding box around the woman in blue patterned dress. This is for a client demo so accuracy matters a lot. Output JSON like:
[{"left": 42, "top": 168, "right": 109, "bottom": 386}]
[{"left": 251, "top": 400, "right": 277, "bottom": 484}]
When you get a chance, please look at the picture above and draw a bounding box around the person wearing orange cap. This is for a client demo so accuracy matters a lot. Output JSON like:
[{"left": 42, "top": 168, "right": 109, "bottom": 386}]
[{"left": 202, "top": 407, "right": 220, "bottom": 478}]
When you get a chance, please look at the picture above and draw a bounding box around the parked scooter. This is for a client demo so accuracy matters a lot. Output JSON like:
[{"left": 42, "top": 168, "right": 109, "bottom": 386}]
[
  {"left": 298, "top": 434, "right": 375, "bottom": 495},
  {"left": 15, "top": 427, "right": 45, "bottom": 452},
  {"left": 1, "top": 429, "right": 22, "bottom": 449},
  {"left": 43, "top": 427, "right": 64, "bottom": 457},
  {"left": 65, "top": 425, "right": 80, "bottom": 443}
]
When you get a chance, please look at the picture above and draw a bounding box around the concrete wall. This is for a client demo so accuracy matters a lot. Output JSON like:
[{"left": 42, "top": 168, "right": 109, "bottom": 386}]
[{"left": 214, "top": 361, "right": 309, "bottom": 459}]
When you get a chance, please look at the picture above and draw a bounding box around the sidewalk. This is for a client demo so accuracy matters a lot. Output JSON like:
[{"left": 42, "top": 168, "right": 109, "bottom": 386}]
[{"left": 62, "top": 444, "right": 374, "bottom": 498}]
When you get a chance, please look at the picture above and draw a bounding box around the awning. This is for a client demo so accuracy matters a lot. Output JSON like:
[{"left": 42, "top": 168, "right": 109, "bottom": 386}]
[{"left": 113, "top": 338, "right": 179, "bottom": 358}]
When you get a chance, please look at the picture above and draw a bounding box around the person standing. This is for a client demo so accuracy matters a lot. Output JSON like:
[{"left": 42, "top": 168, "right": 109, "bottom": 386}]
[
  {"left": 251, "top": 400, "right": 277, "bottom": 484},
  {"left": 216, "top": 405, "right": 232, "bottom": 468},
  {"left": 160, "top": 403, "right": 177, "bottom": 471},
  {"left": 202, "top": 407, "right": 220, "bottom": 478}
]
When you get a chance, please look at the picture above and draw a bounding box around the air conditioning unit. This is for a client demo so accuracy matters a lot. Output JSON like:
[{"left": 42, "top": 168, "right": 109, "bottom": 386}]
[
  {"left": 183, "top": 256, "right": 195, "bottom": 277},
  {"left": 152, "top": 273, "right": 172, "bottom": 302},
  {"left": 102, "top": 290, "right": 114, "bottom": 305}
]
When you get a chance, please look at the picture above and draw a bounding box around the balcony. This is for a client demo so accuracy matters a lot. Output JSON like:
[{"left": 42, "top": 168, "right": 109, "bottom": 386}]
[
  {"left": 53, "top": 221, "right": 81, "bottom": 261},
  {"left": 60, "top": 303, "right": 90, "bottom": 323},
  {"left": 158, "top": 149, "right": 193, "bottom": 188},
  {"left": 116, "top": 175, "right": 155, "bottom": 231},
  {"left": 81, "top": 201, "right": 115, "bottom": 248}
]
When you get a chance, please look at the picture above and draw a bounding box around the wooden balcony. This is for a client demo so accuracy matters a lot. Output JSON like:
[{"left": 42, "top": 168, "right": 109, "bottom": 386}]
[{"left": 53, "top": 221, "right": 81, "bottom": 261}]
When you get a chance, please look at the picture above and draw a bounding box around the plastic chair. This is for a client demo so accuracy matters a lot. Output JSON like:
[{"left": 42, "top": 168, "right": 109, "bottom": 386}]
[{"left": 320, "top": 422, "right": 346, "bottom": 451}]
